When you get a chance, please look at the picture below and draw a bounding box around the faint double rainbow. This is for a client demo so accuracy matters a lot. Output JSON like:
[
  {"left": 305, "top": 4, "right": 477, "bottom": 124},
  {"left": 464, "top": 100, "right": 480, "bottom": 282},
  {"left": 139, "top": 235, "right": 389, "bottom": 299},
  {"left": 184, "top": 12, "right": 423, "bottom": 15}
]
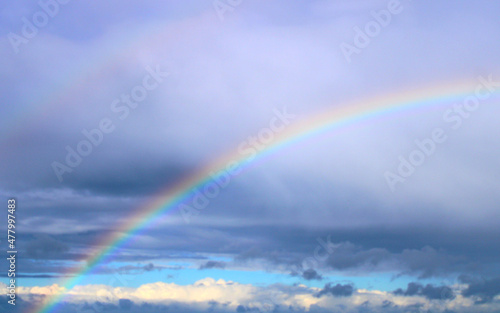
[{"left": 34, "top": 79, "right": 499, "bottom": 313}]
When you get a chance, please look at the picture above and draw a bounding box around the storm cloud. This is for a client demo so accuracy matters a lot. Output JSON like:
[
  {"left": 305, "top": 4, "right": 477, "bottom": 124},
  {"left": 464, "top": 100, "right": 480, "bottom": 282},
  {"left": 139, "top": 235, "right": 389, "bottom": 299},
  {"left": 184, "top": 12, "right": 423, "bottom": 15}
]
[{"left": 1, "top": 0, "right": 500, "bottom": 312}]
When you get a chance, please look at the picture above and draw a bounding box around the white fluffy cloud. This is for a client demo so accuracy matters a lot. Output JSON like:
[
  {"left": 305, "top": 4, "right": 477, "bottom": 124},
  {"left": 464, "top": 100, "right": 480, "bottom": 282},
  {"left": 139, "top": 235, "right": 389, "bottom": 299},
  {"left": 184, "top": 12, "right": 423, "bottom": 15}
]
[{"left": 3, "top": 279, "right": 497, "bottom": 313}]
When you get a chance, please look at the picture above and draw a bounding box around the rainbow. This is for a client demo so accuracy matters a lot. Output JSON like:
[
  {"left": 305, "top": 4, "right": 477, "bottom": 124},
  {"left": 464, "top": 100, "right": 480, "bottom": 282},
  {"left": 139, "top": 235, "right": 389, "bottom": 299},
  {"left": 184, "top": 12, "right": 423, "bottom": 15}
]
[{"left": 33, "top": 79, "right": 499, "bottom": 313}]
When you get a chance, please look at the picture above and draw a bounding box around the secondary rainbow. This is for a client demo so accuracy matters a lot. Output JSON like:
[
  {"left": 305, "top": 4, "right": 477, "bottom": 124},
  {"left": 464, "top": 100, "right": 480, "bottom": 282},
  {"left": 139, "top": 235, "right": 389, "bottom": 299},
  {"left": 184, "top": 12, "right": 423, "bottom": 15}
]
[
  {"left": 1, "top": 18, "right": 198, "bottom": 146},
  {"left": 34, "top": 80, "right": 499, "bottom": 313}
]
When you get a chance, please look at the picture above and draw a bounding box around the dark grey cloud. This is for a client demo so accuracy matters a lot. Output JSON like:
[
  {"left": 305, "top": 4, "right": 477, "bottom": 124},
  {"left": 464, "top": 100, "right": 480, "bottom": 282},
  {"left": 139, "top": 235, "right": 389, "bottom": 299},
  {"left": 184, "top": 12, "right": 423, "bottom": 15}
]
[
  {"left": 461, "top": 276, "right": 500, "bottom": 303},
  {"left": 236, "top": 304, "right": 260, "bottom": 312},
  {"left": 102, "top": 262, "right": 172, "bottom": 275},
  {"left": 231, "top": 227, "right": 500, "bottom": 279},
  {"left": 12, "top": 223, "right": 497, "bottom": 281},
  {"left": 3, "top": 220, "right": 499, "bottom": 283},
  {"left": 323, "top": 242, "right": 467, "bottom": 278},
  {"left": 323, "top": 242, "right": 390, "bottom": 270},
  {"left": 199, "top": 260, "right": 226, "bottom": 270},
  {"left": 393, "top": 282, "right": 455, "bottom": 300},
  {"left": 91, "top": 262, "right": 184, "bottom": 276},
  {"left": 315, "top": 283, "right": 354, "bottom": 298},
  {"left": 301, "top": 269, "right": 323, "bottom": 281},
  {"left": 119, "top": 299, "right": 134, "bottom": 310},
  {"left": 25, "top": 235, "right": 69, "bottom": 259}
]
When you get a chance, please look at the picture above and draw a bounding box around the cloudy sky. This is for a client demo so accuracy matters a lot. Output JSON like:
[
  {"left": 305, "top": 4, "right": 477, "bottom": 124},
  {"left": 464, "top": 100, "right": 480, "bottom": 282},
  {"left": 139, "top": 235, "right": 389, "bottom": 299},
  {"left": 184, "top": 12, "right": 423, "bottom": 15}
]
[{"left": 1, "top": 0, "right": 500, "bottom": 312}]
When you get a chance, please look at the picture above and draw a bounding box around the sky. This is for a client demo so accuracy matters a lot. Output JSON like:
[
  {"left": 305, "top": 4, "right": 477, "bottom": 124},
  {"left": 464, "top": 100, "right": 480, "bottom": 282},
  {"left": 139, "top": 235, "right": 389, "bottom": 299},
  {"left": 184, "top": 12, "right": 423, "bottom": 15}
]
[{"left": 1, "top": 0, "right": 500, "bottom": 312}]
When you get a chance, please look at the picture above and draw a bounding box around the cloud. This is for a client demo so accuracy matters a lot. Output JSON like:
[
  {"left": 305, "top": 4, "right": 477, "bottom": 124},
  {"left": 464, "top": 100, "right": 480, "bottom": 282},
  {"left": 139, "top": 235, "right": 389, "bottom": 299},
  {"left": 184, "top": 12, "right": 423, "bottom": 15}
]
[
  {"left": 318, "top": 241, "right": 473, "bottom": 278},
  {"left": 199, "top": 260, "right": 226, "bottom": 270},
  {"left": 25, "top": 235, "right": 69, "bottom": 259},
  {"left": 4, "top": 279, "right": 500, "bottom": 313},
  {"left": 109, "top": 263, "right": 171, "bottom": 275},
  {"left": 119, "top": 298, "right": 134, "bottom": 310},
  {"left": 315, "top": 283, "right": 354, "bottom": 298},
  {"left": 461, "top": 276, "right": 500, "bottom": 303},
  {"left": 393, "top": 282, "right": 455, "bottom": 300},
  {"left": 233, "top": 234, "right": 488, "bottom": 279},
  {"left": 301, "top": 269, "right": 323, "bottom": 281},
  {"left": 236, "top": 304, "right": 259, "bottom": 312},
  {"left": 7, "top": 279, "right": 319, "bottom": 311}
]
